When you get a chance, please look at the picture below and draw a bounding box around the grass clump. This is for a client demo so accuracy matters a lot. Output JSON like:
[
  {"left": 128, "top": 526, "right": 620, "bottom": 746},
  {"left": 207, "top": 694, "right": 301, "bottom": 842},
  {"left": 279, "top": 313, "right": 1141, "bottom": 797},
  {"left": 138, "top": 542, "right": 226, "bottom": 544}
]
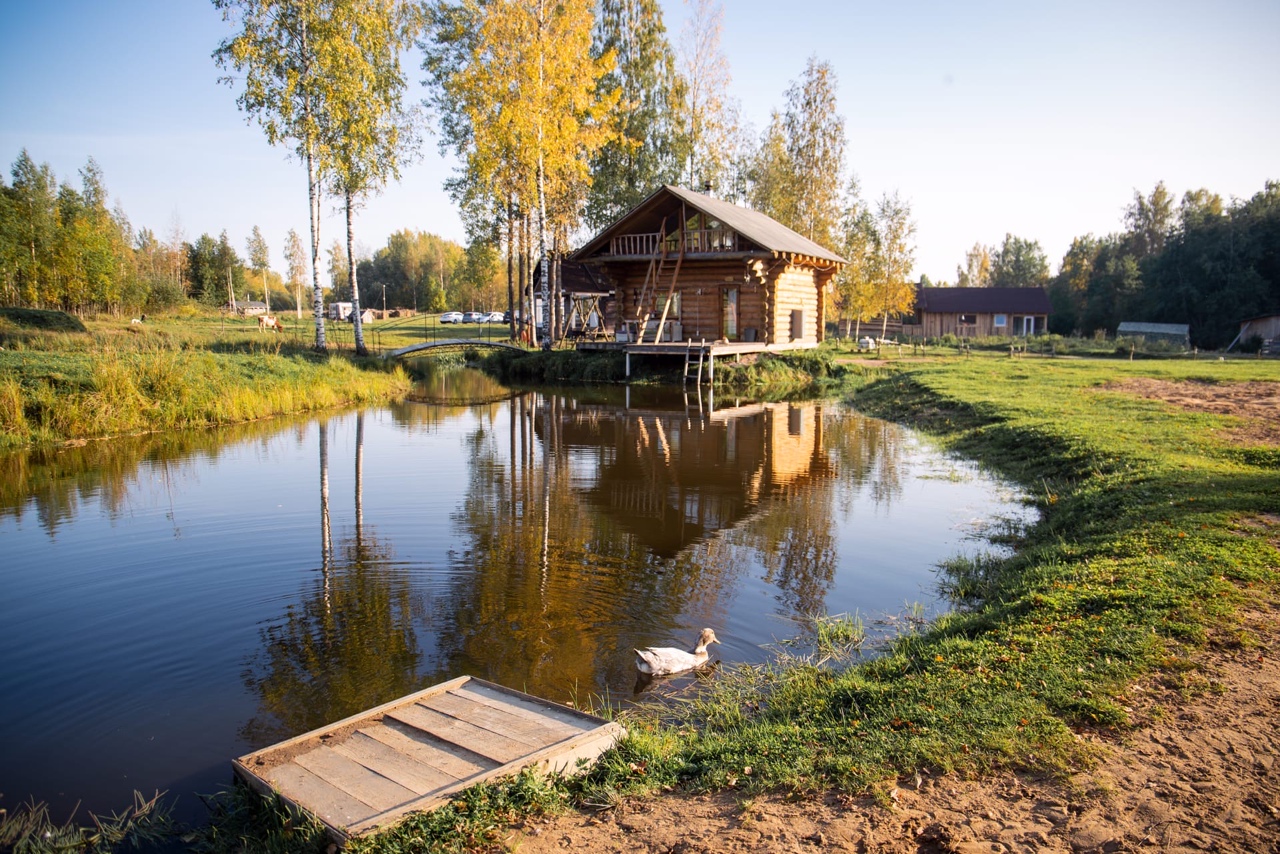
[{"left": 0, "top": 791, "right": 174, "bottom": 853}]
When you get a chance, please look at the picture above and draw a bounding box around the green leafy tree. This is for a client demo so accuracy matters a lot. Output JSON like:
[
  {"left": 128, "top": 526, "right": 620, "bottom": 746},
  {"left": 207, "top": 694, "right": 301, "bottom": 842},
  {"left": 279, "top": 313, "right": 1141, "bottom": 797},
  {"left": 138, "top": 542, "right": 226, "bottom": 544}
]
[
  {"left": 678, "top": 0, "right": 736, "bottom": 193},
  {"left": 319, "top": 0, "right": 423, "bottom": 355},
  {"left": 422, "top": 0, "right": 617, "bottom": 345},
  {"left": 246, "top": 224, "right": 271, "bottom": 310},
  {"left": 1124, "top": 180, "right": 1175, "bottom": 259},
  {"left": 7, "top": 150, "right": 59, "bottom": 306},
  {"left": 832, "top": 175, "right": 877, "bottom": 335},
  {"left": 215, "top": 0, "right": 341, "bottom": 349},
  {"left": 955, "top": 242, "right": 992, "bottom": 287},
  {"left": 748, "top": 57, "right": 846, "bottom": 250},
  {"left": 1047, "top": 234, "right": 1099, "bottom": 334},
  {"left": 284, "top": 227, "right": 308, "bottom": 318},
  {"left": 989, "top": 233, "right": 1049, "bottom": 288},
  {"left": 870, "top": 191, "right": 917, "bottom": 338},
  {"left": 585, "top": 0, "right": 686, "bottom": 230}
]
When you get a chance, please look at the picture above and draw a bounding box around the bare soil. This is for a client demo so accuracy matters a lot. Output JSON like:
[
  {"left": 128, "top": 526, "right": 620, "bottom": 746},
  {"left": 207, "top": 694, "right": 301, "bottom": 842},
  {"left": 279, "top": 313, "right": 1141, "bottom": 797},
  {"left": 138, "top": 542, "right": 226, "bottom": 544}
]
[
  {"left": 1107, "top": 378, "right": 1280, "bottom": 447},
  {"left": 504, "top": 380, "right": 1280, "bottom": 853}
]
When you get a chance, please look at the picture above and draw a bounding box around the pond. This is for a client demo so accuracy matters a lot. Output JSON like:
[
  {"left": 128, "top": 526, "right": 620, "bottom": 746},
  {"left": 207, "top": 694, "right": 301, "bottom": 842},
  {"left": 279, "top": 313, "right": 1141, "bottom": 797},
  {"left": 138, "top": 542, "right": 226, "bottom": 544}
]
[{"left": 0, "top": 369, "right": 1033, "bottom": 825}]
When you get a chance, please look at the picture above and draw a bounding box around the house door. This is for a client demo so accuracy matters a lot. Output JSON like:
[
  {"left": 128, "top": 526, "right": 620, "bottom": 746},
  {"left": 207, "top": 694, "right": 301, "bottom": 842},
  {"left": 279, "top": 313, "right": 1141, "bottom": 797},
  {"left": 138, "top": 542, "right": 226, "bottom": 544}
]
[{"left": 721, "top": 287, "right": 739, "bottom": 340}]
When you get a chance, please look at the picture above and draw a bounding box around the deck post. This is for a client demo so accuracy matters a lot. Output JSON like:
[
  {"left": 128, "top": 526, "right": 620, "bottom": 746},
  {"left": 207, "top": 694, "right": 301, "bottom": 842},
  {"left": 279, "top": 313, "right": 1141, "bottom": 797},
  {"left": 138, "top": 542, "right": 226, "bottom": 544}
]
[
  {"left": 625, "top": 350, "right": 631, "bottom": 378},
  {"left": 708, "top": 352, "right": 714, "bottom": 384}
]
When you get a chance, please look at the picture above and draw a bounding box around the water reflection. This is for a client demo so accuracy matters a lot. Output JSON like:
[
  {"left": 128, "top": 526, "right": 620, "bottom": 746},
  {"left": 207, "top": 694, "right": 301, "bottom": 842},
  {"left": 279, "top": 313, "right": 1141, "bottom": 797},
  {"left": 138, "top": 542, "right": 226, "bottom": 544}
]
[
  {"left": 241, "top": 415, "right": 425, "bottom": 742},
  {"left": 1, "top": 369, "right": 1029, "bottom": 821}
]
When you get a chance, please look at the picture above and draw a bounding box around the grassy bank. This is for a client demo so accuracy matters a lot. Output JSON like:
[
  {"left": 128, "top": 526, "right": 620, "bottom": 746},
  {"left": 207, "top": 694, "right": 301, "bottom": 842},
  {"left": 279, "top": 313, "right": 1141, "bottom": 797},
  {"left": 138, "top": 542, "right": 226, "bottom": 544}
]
[
  {"left": 0, "top": 310, "right": 412, "bottom": 451},
  {"left": 186, "top": 354, "right": 1277, "bottom": 853}
]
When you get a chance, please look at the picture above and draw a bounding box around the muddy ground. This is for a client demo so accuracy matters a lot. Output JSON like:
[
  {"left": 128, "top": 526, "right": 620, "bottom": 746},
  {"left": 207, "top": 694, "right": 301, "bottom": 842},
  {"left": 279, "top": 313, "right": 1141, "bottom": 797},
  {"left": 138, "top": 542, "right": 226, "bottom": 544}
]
[{"left": 504, "top": 379, "right": 1280, "bottom": 853}]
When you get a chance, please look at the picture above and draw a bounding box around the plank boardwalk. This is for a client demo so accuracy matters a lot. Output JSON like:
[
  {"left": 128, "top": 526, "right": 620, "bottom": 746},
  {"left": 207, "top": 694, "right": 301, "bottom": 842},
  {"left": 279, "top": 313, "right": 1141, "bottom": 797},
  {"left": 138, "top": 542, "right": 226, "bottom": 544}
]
[{"left": 233, "top": 676, "right": 625, "bottom": 840}]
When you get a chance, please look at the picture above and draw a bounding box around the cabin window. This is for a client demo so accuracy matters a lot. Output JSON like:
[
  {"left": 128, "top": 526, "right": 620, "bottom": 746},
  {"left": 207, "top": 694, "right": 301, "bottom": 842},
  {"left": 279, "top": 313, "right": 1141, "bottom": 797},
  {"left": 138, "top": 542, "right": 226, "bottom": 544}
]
[
  {"left": 994, "top": 314, "right": 1007, "bottom": 328},
  {"left": 959, "top": 313, "right": 977, "bottom": 325}
]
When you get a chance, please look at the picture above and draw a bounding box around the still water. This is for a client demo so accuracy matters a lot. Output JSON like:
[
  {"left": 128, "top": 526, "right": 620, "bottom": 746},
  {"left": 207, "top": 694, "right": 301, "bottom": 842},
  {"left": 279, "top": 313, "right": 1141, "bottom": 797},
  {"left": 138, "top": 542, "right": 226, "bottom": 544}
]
[{"left": 0, "top": 370, "right": 1031, "bottom": 823}]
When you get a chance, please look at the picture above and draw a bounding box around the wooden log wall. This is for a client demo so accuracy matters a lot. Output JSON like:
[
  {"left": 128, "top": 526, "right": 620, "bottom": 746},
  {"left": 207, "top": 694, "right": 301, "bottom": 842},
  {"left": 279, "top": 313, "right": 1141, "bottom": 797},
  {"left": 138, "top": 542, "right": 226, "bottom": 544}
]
[
  {"left": 766, "top": 265, "right": 822, "bottom": 344},
  {"left": 598, "top": 258, "right": 826, "bottom": 344}
]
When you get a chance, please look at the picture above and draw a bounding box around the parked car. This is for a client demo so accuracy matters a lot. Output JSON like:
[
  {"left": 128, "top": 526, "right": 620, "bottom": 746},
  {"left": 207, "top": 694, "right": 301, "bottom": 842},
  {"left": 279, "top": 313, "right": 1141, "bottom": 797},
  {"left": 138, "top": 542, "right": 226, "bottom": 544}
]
[
  {"left": 462, "top": 311, "right": 485, "bottom": 323},
  {"left": 439, "top": 311, "right": 463, "bottom": 324},
  {"left": 484, "top": 311, "right": 505, "bottom": 322}
]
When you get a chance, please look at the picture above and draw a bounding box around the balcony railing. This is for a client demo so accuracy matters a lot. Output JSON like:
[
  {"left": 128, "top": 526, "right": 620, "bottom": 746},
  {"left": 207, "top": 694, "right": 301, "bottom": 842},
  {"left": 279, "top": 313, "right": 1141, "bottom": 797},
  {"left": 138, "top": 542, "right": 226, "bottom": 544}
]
[{"left": 608, "top": 229, "right": 738, "bottom": 256}]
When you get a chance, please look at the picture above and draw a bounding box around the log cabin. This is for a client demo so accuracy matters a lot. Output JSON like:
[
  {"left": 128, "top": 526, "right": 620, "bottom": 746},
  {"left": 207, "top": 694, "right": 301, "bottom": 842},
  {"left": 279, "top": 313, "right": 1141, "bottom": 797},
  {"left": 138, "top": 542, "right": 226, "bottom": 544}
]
[
  {"left": 569, "top": 186, "right": 845, "bottom": 360},
  {"left": 906, "top": 286, "right": 1052, "bottom": 339}
]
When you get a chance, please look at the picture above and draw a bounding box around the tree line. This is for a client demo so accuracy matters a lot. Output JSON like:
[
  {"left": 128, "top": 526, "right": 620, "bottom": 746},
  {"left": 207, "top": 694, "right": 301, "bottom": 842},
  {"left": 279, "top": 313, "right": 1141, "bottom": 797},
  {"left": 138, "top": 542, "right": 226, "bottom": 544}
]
[
  {"left": 0, "top": 148, "right": 497, "bottom": 318},
  {"left": 942, "top": 180, "right": 1279, "bottom": 349}
]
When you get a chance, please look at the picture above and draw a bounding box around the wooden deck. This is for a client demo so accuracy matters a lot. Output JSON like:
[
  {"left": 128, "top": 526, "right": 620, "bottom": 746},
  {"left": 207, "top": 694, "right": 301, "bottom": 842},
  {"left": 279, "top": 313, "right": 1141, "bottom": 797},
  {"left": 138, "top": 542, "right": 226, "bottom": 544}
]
[{"left": 233, "top": 676, "right": 625, "bottom": 840}]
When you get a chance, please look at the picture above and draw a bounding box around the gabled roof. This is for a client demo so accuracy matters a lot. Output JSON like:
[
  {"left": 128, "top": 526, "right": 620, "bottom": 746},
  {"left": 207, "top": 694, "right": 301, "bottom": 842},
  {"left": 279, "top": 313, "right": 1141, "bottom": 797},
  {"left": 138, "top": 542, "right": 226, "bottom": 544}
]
[
  {"left": 571, "top": 185, "right": 845, "bottom": 265},
  {"left": 916, "top": 287, "right": 1052, "bottom": 314},
  {"left": 1117, "top": 322, "right": 1189, "bottom": 335}
]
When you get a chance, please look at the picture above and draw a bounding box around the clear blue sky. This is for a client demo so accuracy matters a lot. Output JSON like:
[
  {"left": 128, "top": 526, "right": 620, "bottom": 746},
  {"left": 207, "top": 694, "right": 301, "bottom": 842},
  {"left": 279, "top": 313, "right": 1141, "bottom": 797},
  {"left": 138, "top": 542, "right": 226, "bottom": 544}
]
[{"left": 2, "top": 0, "right": 1276, "bottom": 285}]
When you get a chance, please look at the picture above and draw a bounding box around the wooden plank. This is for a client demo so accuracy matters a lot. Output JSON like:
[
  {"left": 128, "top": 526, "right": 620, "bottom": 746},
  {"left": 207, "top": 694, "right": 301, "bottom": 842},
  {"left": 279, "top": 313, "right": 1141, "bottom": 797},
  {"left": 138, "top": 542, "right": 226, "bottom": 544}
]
[
  {"left": 362, "top": 719, "right": 496, "bottom": 779},
  {"left": 331, "top": 731, "right": 460, "bottom": 796},
  {"left": 387, "top": 702, "right": 532, "bottom": 764},
  {"left": 236, "top": 675, "right": 472, "bottom": 766},
  {"left": 293, "top": 746, "right": 418, "bottom": 811},
  {"left": 345, "top": 721, "right": 627, "bottom": 838},
  {"left": 423, "top": 690, "right": 575, "bottom": 748},
  {"left": 265, "top": 762, "right": 378, "bottom": 828},
  {"left": 453, "top": 681, "right": 596, "bottom": 734}
]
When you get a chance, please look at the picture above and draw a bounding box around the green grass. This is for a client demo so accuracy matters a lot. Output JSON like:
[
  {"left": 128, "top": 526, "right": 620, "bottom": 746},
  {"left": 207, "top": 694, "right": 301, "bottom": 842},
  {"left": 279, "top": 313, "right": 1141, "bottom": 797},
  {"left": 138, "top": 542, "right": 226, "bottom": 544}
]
[
  {"left": 0, "top": 310, "right": 413, "bottom": 451},
  {"left": 187, "top": 353, "right": 1280, "bottom": 853}
]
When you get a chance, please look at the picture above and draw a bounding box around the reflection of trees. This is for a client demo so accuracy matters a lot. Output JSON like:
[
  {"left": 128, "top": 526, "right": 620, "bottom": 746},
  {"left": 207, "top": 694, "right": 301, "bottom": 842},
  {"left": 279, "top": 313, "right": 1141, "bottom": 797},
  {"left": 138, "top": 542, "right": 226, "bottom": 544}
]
[
  {"left": 821, "top": 405, "right": 909, "bottom": 508},
  {"left": 0, "top": 415, "right": 319, "bottom": 537},
  {"left": 240, "top": 416, "right": 423, "bottom": 745}
]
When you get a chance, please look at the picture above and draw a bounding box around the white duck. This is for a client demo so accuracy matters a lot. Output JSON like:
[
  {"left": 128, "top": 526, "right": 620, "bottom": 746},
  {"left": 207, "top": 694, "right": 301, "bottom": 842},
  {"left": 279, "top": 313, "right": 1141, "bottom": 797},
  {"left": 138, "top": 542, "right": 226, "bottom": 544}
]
[{"left": 634, "top": 628, "right": 719, "bottom": 676}]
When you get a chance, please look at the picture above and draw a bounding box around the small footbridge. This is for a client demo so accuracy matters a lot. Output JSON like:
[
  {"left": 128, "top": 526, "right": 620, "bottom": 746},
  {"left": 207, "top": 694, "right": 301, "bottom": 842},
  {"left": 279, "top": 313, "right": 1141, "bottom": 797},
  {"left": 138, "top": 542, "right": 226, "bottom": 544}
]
[{"left": 383, "top": 338, "right": 525, "bottom": 360}]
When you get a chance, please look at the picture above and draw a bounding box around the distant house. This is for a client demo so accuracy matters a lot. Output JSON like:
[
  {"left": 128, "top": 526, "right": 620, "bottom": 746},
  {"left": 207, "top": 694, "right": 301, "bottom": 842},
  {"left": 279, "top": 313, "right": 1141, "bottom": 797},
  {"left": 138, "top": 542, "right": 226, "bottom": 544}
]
[
  {"left": 907, "top": 287, "right": 1051, "bottom": 338},
  {"left": 350, "top": 308, "right": 376, "bottom": 324},
  {"left": 328, "top": 302, "right": 353, "bottom": 321},
  {"left": 1230, "top": 313, "right": 1280, "bottom": 353},
  {"left": 570, "top": 185, "right": 845, "bottom": 348},
  {"left": 237, "top": 300, "right": 268, "bottom": 317},
  {"left": 1116, "top": 322, "right": 1190, "bottom": 348}
]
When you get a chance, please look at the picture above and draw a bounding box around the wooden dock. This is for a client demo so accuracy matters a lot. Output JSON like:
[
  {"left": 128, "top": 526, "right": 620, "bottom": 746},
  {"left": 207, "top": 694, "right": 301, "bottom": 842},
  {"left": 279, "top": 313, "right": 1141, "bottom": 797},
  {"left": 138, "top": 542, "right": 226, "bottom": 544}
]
[{"left": 233, "top": 676, "right": 625, "bottom": 840}]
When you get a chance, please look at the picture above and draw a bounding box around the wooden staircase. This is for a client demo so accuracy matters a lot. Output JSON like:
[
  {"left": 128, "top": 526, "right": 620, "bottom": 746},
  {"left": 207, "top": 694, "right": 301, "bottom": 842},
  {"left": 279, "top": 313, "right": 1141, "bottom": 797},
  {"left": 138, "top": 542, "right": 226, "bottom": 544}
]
[{"left": 632, "top": 221, "right": 685, "bottom": 344}]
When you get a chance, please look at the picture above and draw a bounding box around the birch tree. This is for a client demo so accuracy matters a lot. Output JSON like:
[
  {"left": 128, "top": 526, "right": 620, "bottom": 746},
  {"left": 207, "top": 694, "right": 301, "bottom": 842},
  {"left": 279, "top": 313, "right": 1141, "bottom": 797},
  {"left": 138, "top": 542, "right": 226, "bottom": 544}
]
[
  {"left": 284, "top": 227, "right": 307, "bottom": 316},
  {"left": 871, "top": 191, "right": 916, "bottom": 338},
  {"left": 215, "top": 0, "right": 339, "bottom": 349},
  {"left": 321, "top": 0, "right": 422, "bottom": 355},
  {"left": 246, "top": 224, "right": 270, "bottom": 310},
  {"left": 678, "top": 0, "right": 737, "bottom": 193},
  {"left": 422, "top": 0, "right": 616, "bottom": 346},
  {"left": 585, "top": 0, "right": 686, "bottom": 229}
]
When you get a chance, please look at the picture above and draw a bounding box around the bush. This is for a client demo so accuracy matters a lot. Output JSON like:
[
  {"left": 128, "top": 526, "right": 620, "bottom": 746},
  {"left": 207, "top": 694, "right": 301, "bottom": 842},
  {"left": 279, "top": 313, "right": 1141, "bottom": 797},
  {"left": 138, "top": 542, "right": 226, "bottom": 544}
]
[{"left": 0, "top": 308, "right": 88, "bottom": 332}]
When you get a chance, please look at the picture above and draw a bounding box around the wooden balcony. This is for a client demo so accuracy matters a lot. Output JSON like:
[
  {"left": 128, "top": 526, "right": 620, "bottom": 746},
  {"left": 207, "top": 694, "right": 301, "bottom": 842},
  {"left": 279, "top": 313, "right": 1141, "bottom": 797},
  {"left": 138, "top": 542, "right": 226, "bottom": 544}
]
[{"left": 608, "top": 229, "right": 739, "bottom": 256}]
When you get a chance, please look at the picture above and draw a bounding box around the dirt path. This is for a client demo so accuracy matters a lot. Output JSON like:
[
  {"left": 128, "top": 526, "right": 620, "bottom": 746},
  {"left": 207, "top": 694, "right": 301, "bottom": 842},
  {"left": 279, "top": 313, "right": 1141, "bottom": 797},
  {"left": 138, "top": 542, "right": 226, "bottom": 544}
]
[{"left": 505, "top": 380, "right": 1280, "bottom": 853}]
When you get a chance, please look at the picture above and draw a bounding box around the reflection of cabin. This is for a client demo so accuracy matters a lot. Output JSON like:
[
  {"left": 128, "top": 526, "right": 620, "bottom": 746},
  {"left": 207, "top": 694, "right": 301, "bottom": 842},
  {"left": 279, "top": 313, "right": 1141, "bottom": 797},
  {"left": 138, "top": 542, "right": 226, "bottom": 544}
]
[
  {"left": 570, "top": 186, "right": 844, "bottom": 369},
  {"left": 907, "top": 287, "right": 1050, "bottom": 338},
  {"left": 568, "top": 400, "right": 833, "bottom": 558}
]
